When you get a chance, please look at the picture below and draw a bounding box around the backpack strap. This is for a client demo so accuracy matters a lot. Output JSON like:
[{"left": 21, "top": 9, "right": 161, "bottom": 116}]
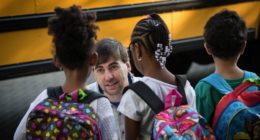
[
  {"left": 47, "top": 86, "right": 63, "bottom": 99},
  {"left": 202, "top": 71, "right": 259, "bottom": 94},
  {"left": 82, "top": 89, "right": 106, "bottom": 104},
  {"left": 124, "top": 75, "right": 188, "bottom": 114},
  {"left": 125, "top": 81, "right": 164, "bottom": 114},
  {"left": 244, "top": 70, "right": 258, "bottom": 79},
  {"left": 175, "top": 75, "right": 187, "bottom": 105},
  {"left": 202, "top": 73, "right": 232, "bottom": 94},
  {"left": 243, "top": 71, "right": 259, "bottom": 91},
  {"left": 47, "top": 86, "right": 105, "bottom": 104}
]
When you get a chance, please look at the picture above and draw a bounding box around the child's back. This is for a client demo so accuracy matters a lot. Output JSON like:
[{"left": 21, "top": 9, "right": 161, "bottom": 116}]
[
  {"left": 196, "top": 71, "right": 258, "bottom": 125},
  {"left": 118, "top": 14, "right": 196, "bottom": 139},
  {"left": 15, "top": 88, "right": 117, "bottom": 140},
  {"left": 195, "top": 10, "right": 259, "bottom": 125},
  {"left": 119, "top": 76, "right": 195, "bottom": 139},
  {"left": 14, "top": 6, "right": 118, "bottom": 140}
]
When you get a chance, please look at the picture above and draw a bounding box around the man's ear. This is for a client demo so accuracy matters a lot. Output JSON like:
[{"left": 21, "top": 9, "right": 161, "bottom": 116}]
[
  {"left": 204, "top": 42, "right": 212, "bottom": 55},
  {"left": 126, "top": 61, "right": 132, "bottom": 72},
  {"left": 90, "top": 52, "right": 98, "bottom": 66}
]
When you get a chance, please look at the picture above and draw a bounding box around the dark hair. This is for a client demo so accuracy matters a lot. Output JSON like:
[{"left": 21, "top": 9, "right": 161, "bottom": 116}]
[
  {"left": 130, "top": 14, "right": 171, "bottom": 56},
  {"left": 48, "top": 5, "right": 99, "bottom": 70},
  {"left": 204, "top": 10, "right": 247, "bottom": 59},
  {"left": 95, "top": 38, "right": 128, "bottom": 66}
]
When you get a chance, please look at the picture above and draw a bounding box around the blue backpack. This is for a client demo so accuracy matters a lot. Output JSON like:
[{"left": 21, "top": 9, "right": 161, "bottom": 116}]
[{"left": 202, "top": 71, "right": 260, "bottom": 140}]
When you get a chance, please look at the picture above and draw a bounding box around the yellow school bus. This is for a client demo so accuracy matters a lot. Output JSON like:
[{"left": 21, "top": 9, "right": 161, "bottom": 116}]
[{"left": 0, "top": 0, "right": 260, "bottom": 79}]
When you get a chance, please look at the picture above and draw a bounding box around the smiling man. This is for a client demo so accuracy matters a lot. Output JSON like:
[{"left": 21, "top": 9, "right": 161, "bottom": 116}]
[{"left": 87, "top": 38, "right": 139, "bottom": 140}]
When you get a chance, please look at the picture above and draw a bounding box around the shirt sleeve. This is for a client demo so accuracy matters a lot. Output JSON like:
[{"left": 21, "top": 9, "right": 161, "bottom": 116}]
[
  {"left": 94, "top": 97, "right": 118, "bottom": 140},
  {"left": 14, "top": 90, "right": 48, "bottom": 140},
  {"left": 117, "top": 89, "right": 145, "bottom": 121},
  {"left": 195, "top": 81, "right": 215, "bottom": 125},
  {"left": 86, "top": 82, "right": 99, "bottom": 92},
  {"left": 184, "top": 80, "right": 196, "bottom": 110}
]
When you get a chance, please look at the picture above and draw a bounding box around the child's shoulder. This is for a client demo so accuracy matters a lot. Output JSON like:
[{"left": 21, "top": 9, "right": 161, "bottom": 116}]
[
  {"left": 141, "top": 76, "right": 177, "bottom": 88},
  {"left": 195, "top": 80, "right": 213, "bottom": 90},
  {"left": 195, "top": 74, "right": 220, "bottom": 94},
  {"left": 243, "top": 70, "right": 258, "bottom": 78}
]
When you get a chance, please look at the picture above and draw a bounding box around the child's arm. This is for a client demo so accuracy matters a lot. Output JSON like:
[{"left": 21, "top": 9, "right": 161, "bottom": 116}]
[
  {"left": 125, "top": 116, "right": 140, "bottom": 140},
  {"left": 118, "top": 89, "right": 144, "bottom": 139},
  {"left": 195, "top": 81, "right": 215, "bottom": 125},
  {"left": 14, "top": 90, "right": 48, "bottom": 140}
]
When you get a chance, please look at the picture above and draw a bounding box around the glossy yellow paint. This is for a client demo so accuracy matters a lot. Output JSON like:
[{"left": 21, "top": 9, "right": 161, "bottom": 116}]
[
  {"left": 0, "top": 1, "right": 35, "bottom": 17},
  {"left": 171, "top": 2, "right": 260, "bottom": 40},
  {"left": 0, "top": 28, "right": 52, "bottom": 66},
  {"left": 0, "top": 1, "right": 259, "bottom": 66},
  {"left": 97, "top": 13, "right": 172, "bottom": 47},
  {"left": 35, "top": 0, "right": 164, "bottom": 14},
  {"left": 0, "top": 0, "right": 164, "bottom": 17}
]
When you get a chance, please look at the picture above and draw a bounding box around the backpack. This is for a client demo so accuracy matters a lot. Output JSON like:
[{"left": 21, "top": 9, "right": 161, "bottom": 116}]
[
  {"left": 212, "top": 78, "right": 260, "bottom": 140},
  {"left": 26, "top": 87, "right": 105, "bottom": 140},
  {"left": 126, "top": 75, "right": 215, "bottom": 140}
]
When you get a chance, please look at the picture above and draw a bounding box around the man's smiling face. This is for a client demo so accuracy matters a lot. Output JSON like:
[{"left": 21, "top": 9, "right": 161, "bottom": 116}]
[{"left": 94, "top": 57, "right": 130, "bottom": 96}]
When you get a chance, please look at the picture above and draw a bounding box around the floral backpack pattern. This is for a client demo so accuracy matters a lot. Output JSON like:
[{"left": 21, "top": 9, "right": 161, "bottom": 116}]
[
  {"left": 26, "top": 87, "right": 104, "bottom": 140},
  {"left": 125, "top": 79, "right": 215, "bottom": 140},
  {"left": 152, "top": 90, "right": 215, "bottom": 140}
]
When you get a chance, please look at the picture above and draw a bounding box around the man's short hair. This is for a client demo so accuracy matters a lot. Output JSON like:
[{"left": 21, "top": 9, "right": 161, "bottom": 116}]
[
  {"left": 204, "top": 10, "right": 247, "bottom": 59},
  {"left": 95, "top": 38, "right": 129, "bottom": 66}
]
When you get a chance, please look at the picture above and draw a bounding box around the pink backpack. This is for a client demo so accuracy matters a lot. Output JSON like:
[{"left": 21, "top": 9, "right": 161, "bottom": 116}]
[
  {"left": 152, "top": 90, "right": 215, "bottom": 140},
  {"left": 126, "top": 76, "right": 215, "bottom": 140}
]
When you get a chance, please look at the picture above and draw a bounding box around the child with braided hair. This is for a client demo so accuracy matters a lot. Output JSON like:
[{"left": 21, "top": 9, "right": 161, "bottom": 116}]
[{"left": 117, "top": 14, "right": 196, "bottom": 140}]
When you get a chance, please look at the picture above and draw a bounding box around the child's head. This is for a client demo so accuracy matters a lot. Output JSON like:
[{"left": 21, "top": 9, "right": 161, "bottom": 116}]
[
  {"left": 48, "top": 5, "right": 99, "bottom": 70},
  {"left": 130, "top": 14, "right": 172, "bottom": 72},
  {"left": 204, "top": 10, "right": 247, "bottom": 60}
]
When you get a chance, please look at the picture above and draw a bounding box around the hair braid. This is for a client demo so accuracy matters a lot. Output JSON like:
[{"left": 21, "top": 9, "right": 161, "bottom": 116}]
[{"left": 131, "top": 13, "right": 172, "bottom": 68}]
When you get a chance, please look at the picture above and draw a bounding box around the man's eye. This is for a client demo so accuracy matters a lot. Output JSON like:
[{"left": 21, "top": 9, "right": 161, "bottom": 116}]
[
  {"left": 111, "top": 65, "right": 119, "bottom": 70},
  {"left": 95, "top": 68, "right": 104, "bottom": 73}
]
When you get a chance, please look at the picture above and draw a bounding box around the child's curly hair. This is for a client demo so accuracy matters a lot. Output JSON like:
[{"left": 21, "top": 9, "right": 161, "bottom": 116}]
[{"left": 48, "top": 5, "right": 99, "bottom": 70}]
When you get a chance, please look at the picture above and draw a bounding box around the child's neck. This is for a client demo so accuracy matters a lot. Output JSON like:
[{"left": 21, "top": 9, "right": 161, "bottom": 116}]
[
  {"left": 62, "top": 68, "right": 88, "bottom": 93},
  {"left": 214, "top": 58, "right": 243, "bottom": 80},
  {"left": 144, "top": 67, "right": 176, "bottom": 85}
]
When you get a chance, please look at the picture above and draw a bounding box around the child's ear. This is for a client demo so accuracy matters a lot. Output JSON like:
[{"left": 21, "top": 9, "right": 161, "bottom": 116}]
[
  {"left": 135, "top": 43, "right": 143, "bottom": 61},
  {"left": 90, "top": 52, "right": 97, "bottom": 66},
  {"left": 240, "top": 41, "right": 246, "bottom": 55},
  {"left": 204, "top": 42, "right": 212, "bottom": 55},
  {"left": 53, "top": 56, "right": 63, "bottom": 70}
]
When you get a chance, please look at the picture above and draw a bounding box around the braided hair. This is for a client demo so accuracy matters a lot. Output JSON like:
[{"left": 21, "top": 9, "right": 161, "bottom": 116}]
[
  {"left": 48, "top": 5, "right": 99, "bottom": 70},
  {"left": 131, "top": 14, "right": 172, "bottom": 68}
]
